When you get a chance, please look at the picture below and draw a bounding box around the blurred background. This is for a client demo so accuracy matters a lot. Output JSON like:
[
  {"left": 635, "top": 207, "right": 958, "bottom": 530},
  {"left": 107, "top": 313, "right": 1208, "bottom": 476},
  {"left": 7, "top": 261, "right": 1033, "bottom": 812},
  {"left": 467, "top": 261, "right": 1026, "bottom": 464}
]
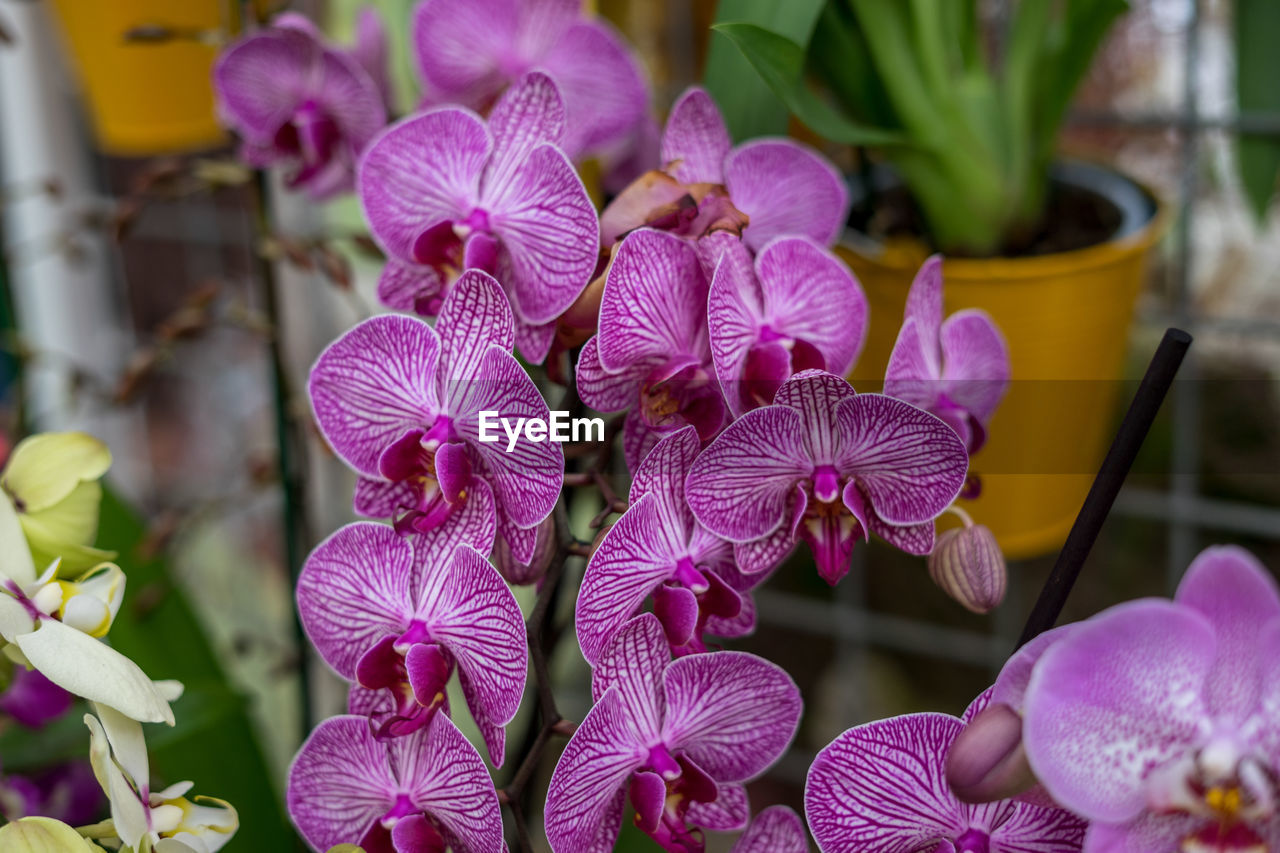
[{"left": 1, "top": 0, "right": 1278, "bottom": 850}]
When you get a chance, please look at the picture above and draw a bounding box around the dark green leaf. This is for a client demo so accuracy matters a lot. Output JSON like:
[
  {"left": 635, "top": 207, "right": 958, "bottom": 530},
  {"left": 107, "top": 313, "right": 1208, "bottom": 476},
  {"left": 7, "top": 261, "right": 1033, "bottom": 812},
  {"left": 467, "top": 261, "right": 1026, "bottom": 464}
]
[
  {"left": 712, "top": 22, "right": 905, "bottom": 146},
  {"left": 1237, "top": 0, "right": 1280, "bottom": 220},
  {"left": 703, "top": 0, "right": 827, "bottom": 140}
]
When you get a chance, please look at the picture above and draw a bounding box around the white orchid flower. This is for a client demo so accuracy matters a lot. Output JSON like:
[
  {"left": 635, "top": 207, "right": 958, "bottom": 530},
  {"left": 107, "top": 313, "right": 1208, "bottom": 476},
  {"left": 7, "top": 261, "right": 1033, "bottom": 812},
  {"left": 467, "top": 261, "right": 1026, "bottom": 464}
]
[{"left": 81, "top": 705, "right": 238, "bottom": 853}]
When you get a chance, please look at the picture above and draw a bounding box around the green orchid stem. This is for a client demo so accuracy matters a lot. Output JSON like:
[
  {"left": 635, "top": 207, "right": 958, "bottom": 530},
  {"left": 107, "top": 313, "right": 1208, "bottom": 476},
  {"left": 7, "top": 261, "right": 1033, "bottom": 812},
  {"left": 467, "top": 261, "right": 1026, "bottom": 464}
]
[{"left": 248, "top": 170, "right": 315, "bottom": 738}]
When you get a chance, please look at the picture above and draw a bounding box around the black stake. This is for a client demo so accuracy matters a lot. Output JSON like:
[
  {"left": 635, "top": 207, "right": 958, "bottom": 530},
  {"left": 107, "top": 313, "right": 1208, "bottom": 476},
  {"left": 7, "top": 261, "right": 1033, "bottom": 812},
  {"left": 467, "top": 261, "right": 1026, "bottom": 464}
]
[{"left": 1016, "top": 327, "right": 1192, "bottom": 649}]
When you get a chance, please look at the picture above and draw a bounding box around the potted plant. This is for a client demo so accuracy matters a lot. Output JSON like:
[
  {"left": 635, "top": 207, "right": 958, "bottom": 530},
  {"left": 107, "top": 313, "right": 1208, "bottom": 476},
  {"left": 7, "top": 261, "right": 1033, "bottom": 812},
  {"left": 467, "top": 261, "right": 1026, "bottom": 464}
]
[{"left": 714, "top": 0, "right": 1165, "bottom": 558}]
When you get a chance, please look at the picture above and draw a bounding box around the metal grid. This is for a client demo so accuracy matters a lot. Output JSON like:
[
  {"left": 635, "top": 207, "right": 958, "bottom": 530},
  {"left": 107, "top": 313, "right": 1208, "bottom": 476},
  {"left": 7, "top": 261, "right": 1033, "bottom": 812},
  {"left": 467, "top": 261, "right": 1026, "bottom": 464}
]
[{"left": 752, "top": 0, "right": 1280, "bottom": 785}]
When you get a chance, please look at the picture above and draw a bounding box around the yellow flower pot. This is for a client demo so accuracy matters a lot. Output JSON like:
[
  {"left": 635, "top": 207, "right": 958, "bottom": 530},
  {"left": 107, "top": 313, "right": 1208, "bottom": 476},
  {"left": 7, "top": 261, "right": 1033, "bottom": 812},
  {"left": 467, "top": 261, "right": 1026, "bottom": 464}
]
[
  {"left": 48, "top": 0, "right": 233, "bottom": 155},
  {"left": 841, "top": 162, "right": 1166, "bottom": 559}
]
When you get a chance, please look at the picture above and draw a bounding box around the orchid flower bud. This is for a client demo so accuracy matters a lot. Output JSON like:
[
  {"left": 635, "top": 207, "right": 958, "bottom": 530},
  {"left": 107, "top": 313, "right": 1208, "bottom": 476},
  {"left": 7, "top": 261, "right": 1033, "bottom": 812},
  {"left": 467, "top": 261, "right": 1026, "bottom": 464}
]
[
  {"left": 945, "top": 703, "right": 1037, "bottom": 803},
  {"left": 928, "top": 522, "right": 1007, "bottom": 614}
]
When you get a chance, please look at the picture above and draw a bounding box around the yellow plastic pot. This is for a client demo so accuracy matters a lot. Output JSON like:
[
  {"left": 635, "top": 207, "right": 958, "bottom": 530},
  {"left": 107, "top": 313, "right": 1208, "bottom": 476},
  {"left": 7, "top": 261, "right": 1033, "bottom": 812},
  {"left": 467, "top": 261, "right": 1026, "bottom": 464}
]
[
  {"left": 840, "top": 162, "right": 1166, "bottom": 559},
  {"left": 48, "top": 0, "right": 234, "bottom": 155}
]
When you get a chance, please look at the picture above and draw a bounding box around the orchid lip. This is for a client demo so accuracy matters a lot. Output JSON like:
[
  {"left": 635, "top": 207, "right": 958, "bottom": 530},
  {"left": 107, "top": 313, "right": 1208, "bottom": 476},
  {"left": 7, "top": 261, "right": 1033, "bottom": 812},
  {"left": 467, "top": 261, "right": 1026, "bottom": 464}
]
[
  {"left": 646, "top": 745, "right": 682, "bottom": 781},
  {"left": 380, "top": 793, "right": 417, "bottom": 828},
  {"left": 670, "top": 556, "right": 708, "bottom": 594}
]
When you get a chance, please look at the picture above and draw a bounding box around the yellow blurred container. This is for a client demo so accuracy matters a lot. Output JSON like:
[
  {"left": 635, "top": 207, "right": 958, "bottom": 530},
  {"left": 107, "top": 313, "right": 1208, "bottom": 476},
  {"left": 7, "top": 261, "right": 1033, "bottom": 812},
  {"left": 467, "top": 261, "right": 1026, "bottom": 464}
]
[
  {"left": 841, "top": 162, "right": 1166, "bottom": 559},
  {"left": 48, "top": 0, "right": 232, "bottom": 155}
]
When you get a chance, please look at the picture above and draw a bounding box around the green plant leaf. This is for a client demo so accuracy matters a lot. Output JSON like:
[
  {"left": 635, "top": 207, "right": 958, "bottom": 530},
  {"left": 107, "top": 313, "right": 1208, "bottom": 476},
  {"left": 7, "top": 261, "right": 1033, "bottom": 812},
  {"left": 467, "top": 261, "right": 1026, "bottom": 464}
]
[
  {"left": 703, "top": 0, "right": 827, "bottom": 140},
  {"left": 1236, "top": 0, "right": 1280, "bottom": 221},
  {"left": 712, "top": 22, "right": 905, "bottom": 146}
]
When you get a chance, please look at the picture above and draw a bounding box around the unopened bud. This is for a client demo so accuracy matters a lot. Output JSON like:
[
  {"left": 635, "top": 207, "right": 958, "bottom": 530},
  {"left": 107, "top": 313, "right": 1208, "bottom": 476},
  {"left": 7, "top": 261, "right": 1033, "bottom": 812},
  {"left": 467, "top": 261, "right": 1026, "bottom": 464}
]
[
  {"left": 494, "top": 514, "right": 557, "bottom": 586},
  {"left": 946, "top": 703, "right": 1036, "bottom": 803},
  {"left": 928, "top": 524, "right": 1006, "bottom": 614}
]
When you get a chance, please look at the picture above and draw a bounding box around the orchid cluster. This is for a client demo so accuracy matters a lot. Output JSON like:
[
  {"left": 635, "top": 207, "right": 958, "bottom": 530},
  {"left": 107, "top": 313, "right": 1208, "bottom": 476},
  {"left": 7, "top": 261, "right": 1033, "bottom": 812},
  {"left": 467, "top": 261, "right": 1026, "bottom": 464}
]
[
  {"left": 0, "top": 432, "right": 239, "bottom": 852},
  {"left": 207, "top": 6, "right": 1269, "bottom": 853}
]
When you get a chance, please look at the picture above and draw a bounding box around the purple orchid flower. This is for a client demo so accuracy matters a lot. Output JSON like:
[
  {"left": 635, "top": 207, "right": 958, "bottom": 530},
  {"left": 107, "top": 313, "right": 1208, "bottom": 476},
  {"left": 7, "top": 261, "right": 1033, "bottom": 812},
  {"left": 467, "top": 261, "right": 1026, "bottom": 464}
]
[
  {"left": 214, "top": 21, "right": 386, "bottom": 199},
  {"left": 600, "top": 87, "right": 847, "bottom": 256},
  {"left": 884, "top": 256, "right": 1010, "bottom": 456},
  {"left": 686, "top": 371, "right": 969, "bottom": 585},
  {"left": 411, "top": 0, "right": 648, "bottom": 159},
  {"left": 1018, "top": 545, "right": 1280, "bottom": 852},
  {"left": 272, "top": 8, "right": 394, "bottom": 112},
  {"left": 576, "top": 228, "right": 728, "bottom": 471},
  {"left": 0, "top": 666, "right": 72, "bottom": 728},
  {"left": 358, "top": 70, "right": 599, "bottom": 361},
  {"left": 710, "top": 236, "right": 867, "bottom": 416},
  {"left": 806, "top": 690, "right": 1085, "bottom": 853},
  {"left": 730, "top": 806, "right": 809, "bottom": 853},
  {"left": 576, "top": 426, "right": 763, "bottom": 665},
  {"left": 308, "top": 269, "right": 562, "bottom": 564},
  {"left": 296, "top": 523, "right": 525, "bottom": 765},
  {"left": 546, "top": 614, "right": 801, "bottom": 853},
  {"left": 288, "top": 712, "right": 502, "bottom": 853}
]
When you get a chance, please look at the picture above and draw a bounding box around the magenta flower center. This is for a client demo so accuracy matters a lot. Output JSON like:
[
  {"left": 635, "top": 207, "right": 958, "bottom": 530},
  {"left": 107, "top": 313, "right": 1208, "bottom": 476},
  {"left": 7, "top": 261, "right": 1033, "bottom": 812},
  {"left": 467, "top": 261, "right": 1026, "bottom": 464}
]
[
  {"left": 640, "top": 364, "right": 724, "bottom": 440},
  {"left": 378, "top": 420, "right": 474, "bottom": 536},
  {"left": 954, "top": 828, "right": 990, "bottom": 853}
]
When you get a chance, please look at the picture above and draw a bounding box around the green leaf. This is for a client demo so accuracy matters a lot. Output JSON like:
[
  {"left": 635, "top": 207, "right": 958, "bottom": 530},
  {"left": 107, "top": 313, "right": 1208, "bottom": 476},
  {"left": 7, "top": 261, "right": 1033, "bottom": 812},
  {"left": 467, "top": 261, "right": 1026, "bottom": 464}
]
[
  {"left": 1236, "top": 0, "right": 1280, "bottom": 221},
  {"left": 703, "top": 0, "right": 827, "bottom": 140},
  {"left": 712, "top": 22, "right": 905, "bottom": 146}
]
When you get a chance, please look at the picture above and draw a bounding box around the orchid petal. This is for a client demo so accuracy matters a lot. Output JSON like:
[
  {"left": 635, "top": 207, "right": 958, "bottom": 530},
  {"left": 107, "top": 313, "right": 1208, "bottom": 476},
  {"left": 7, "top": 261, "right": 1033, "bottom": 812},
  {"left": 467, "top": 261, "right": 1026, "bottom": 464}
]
[
  {"left": 515, "top": 317, "right": 558, "bottom": 365},
  {"left": 990, "top": 625, "right": 1077, "bottom": 713},
  {"left": 377, "top": 259, "right": 445, "bottom": 316},
  {"left": 391, "top": 713, "right": 503, "bottom": 853},
  {"left": 987, "top": 801, "right": 1086, "bottom": 853},
  {"left": 773, "top": 370, "right": 857, "bottom": 463},
  {"left": 1022, "top": 600, "right": 1216, "bottom": 824},
  {"left": 805, "top": 713, "right": 967, "bottom": 853},
  {"left": 597, "top": 229, "right": 708, "bottom": 372},
  {"left": 358, "top": 109, "right": 488, "bottom": 262},
  {"left": 17, "top": 620, "right": 174, "bottom": 724},
  {"left": 3, "top": 432, "right": 111, "bottom": 513},
  {"left": 577, "top": 494, "right": 678, "bottom": 666},
  {"left": 590, "top": 614, "right": 670, "bottom": 746},
  {"left": 903, "top": 256, "right": 944, "bottom": 345},
  {"left": 576, "top": 336, "right": 645, "bottom": 413},
  {"left": 660, "top": 87, "right": 731, "bottom": 185},
  {"left": 213, "top": 30, "right": 312, "bottom": 141},
  {"left": 84, "top": 712, "right": 149, "bottom": 850},
  {"left": 724, "top": 139, "right": 848, "bottom": 250},
  {"left": 662, "top": 650, "right": 800, "bottom": 781},
  {"left": 630, "top": 770, "right": 666, "bottom": 833},
  {"left": 708, "top": 242, "right": 765, "bottom": 417},
  {"left": 686, "top": 405, "right": 809, "bottom": 543},
  {"left": 487, "top": 143, "right": 599, "bottom": 324},
  {"left": 486, "top": 72, "right": 566, "bottom": 192},
  {"left": 731, "top": 806, "right": 808, "bottom": 853},
  {"left": 411, "top": 0, "right": 516, "bottom": 109},
  {"left": 884, "top": 317, "right": 939, "bottom": 410},
  {"left": 0, "top": 495, "right": 35, "bottom": 585},
  {"left": 939, "top": 310, "right": 1010, "bottom": 424},
  {"left": 436, "top": 271, "right": 516, "bottom": 382},
  {"left": 458, "top": 666, "right": 508, "bottom": 768},
  {"left": 296, "top": 523, "right": 414, "bottom": 680},
  {"left": 545, "top": 688, "right": 647, "bottom": 853},
  {"left": 834, "top": 393, "right": 968, "bottom": 525},
  {"left": 541, "top": 20, "right": 649, "bottom": 156},
  {"left": 755, "top": 237, "right": 867, "bottom": 376},
  {"left": 421, "top": 545, "right": 527, "bottom": 729},
  {"left": 1077, "top": 813, "right": 1198, "bottom": 853},
  {"left": 287, "top": 716, "right": 397, "bottom": 852},
  {"left": 687, "top": 783, "right": 749, "bottom": 832},
  {"left": 629, "top": 426, "right": 699, "bottom": 547},
  {"left": 451, "top": 347, "right": 562, "bottom": 528},
  {"left": 309, "top": 315, "right": 440, "bottom": 477}
]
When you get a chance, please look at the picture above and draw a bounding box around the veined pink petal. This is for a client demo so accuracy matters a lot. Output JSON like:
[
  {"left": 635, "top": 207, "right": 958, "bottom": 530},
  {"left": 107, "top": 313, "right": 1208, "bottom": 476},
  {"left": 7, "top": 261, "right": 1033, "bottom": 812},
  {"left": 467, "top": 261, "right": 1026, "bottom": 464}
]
[
  {"left": 486, "top": 142, "right": 599, "bottom": 324},
  {"left": 391, "top": 712, "right": 504, "bottom": 853},
  {"left": 451, "top": 346, "right": 562, "bottom": 528},
  {"left": 1022, "top": 600, "right": 1217, "bottom": 824},
  {"left": 515, "top": 316, "right": 558, "bottom": 364},
  {"left": 353, "top": 475, "right": 416, "bottom": 519},
  {"left": 986, "top": 800, "right": 1086, "bottom": 853},
  {"left": 708, "top": 240, "right": 766, "bottom": 418},
  {"left": 940, "top": 310, "right": 1010, "bottom": 424},
  {"left": 576, "top": 494, "right": 680, "bottom": 666},
  {"left": 1174, "top": 545, "right": 1280, "bottom": 720},
  {"left": 731, "top": 806, "right": 808, "bottom": 853},
  {"left": 545, "top": 688, "right": 648, "bottom": 853},
  {"left": 411, "top": 0, "right": 518, "bottom": 108},
  {"left": 309, "top": 314, "right": 441, "bottom": 477},
  {"left": 662, "top": 650, "right": 801, "bottom": 782},
  {"left": 436, "top": 270, "right": 516, "bottom": 384},
  {"left": 358, "top": 108, "right": 489, "bottom": 263},
  {"left": 884, "top": 317, "right": 940, "bottom": 409},
  {"left": 864, "top": 512, "right": 936, "bottom": 556},
  {"left": 687, "top": 782, "right": 749, "bottom": 832},
  {"left": 576, "top": 335, "right": 646, "bottom": 412},
  {"left": 990, "top": 625, "right": 1077, "bottom": 713},
  {"left": 904, "top": 255, "right": 944, "bottom": 346},
  {"left": 484, "top": 71, "right": 567, "bottom": 197},
  {"left": 541, "top": 19, "right": 649, "bottom": 157},
  {"left": 496, "top": 504, "right": 538, "bottom": 565},
  {"left": 621, "top": 407, "right": 666, "bottom": 475},
  {"left": 458, "top": 666, "right": 508, "bottom": 768},
  {"left": 660, "top": 87, "right": 732, "bottom": 185},
  {"left": 733, "top": 486, "right": 805, "bottom": 575},
  {"left": 591, "top": 614, "right": 670, "bottom": 743},
  {"left": 287, "top": 715, "right": 398, "bottom": 852},
  {"left": 628, "top": 426, "right": 700, "bottom": 549},
  {"left": 352, "top": 7, "right": 392, "bottom": 110},
  {"left": 755, "top": 237, "right": 867, "bottom": 377},
  {"left": 597, "top": 229, "right": 709, "bottom": 373},
  {"left": 773, "top": 370, "right": 858, "bottom": 464},
  {"left": 513, "top": 0, "right": 579, "bottom": 59},
  {"left": 725, "top": 139, "right": 848, "bottom": 251},
  {"left": 377, "top": 258, "right": 447, "bottom": 316},
  {"left": 805, "top": 713, "right": 969, "bottom": 853},
  {"left": 419, "top": 545, "right": 527, "bottom": 733},
  {"left": 686, "top": 405, "right": 810, "bottom": 543},
  {"left": 296, "top": 523, "right": 415, "bottom": 680},
  {"left": 834, "top": 393, "right": 968, "bottom": 526}
]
